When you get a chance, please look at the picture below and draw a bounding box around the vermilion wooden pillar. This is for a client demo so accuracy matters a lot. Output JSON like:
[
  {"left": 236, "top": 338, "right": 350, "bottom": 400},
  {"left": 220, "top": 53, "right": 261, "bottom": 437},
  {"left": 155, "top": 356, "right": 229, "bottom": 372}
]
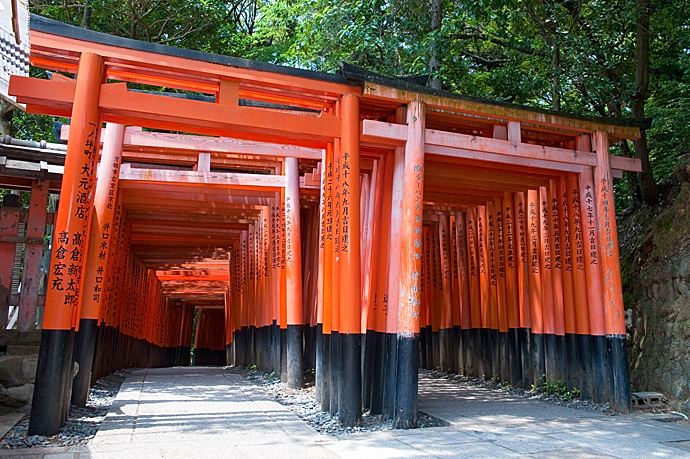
[
  {"left": 285, "top": 156, "right": 304, "bottom": 389},
  {"left": 0, "top": 195, "right": 20, "bottom": 330},
  {"left": 395, "top": 99, "right": 425, "bottom": 429},
  {"left": 593, "top": 130, "right": 630, "bottom": 412},
  {"left": 338, "top": 93, "right": 362, "bottom": 427},
  {"left": 30, "top": 52, "right": 104, "bottom": 436},
  {"left": 18, "top": 180, "right": 49, "bottom": 330},
  {"left": 319, "top": 146, "right": 334, "bottom": 411},
  {"left": 72, "top": 122, "right": 125, "bottom": 407}
]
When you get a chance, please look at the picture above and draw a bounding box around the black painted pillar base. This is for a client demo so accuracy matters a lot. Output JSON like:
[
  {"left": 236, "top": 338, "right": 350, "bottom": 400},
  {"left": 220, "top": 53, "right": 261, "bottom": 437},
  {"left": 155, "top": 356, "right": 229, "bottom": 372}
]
[
  {"left": 531, "top": 332, "right": 545, "bottom": 386},
  {"left": 29, "top": 329, "right": 72, "bottom": 436},
  {"left": 544, "top": 333, "right": 557, "bottom": 382},
  {"left": 271, "top": 323, "right": 280, "bottom": 373},
  {"left": 454, "top": 327, "right": 464, "bottom": 375},
  {"left": 482, "top": 329, "right": 492, "bottom": 380},
  {"left": 424, "top": 325, "right": 433, "bottom": 370},
  {"left": 393, "top": 334, "right": 418, "bottom": 429},
  {"left": 499, "top": 331, "right": 510, "bottom": 382},
  {"left": 287, "top": 324, "right": 303, "bottom": 389},
  {"left": 592, "top": 335, "right": 610, "bottom": 402},
  {"left": 577, "top": 334, "right": 594, "bottom": 399},
  {"left": 564, "top": 333, "right": 578, "bottom": 390},
  {"left": 519, "top": 328, "right": 531, "bottom": 388},
  {"left": 555, "top": 334, "right": 566, "bottom": 383},
  {"left": 508, "top": 328, "right": 521, "bottom": 386},
  {"left": 489, "top": 329, "right": 500, "bottom": 381},
  {"left": 460, "top": 328, "right": 471, "bottom": 376},
  {"left": 280, "top": 328, "right": 287, "bottom": 382},
  {"left": 462, "top": 328, "right": 474, "bottom": 377},
  {"left": 226, "top": 344, "right": 234, "bottom": 367},
  {"left": 382, "top": 332, "right": 397, "bottom": 422},
  {"left": 329, "top": 331, "right": 340, "bottom": 415},
  {"left": 431, "top": 330, "right": 440, "bottom": 370},
  {"left": 370, "top": 331, "right": 385, "bottom": 415},
  {"left": 608, "top": 335, "right": 631, "bottom": 413},
  {"left": 418, "top": 327, "right": 428, "bottom": 369},
  {"left": 315, "top": 324, "right": 324, "bottom": 404},
  {"left": 362, "top": 330, "right": 376, "bottom": 410},
  {"left": 71, "top": 319, "right": 98, "bottom": 407},
  {"left": 320, "top": 333, "right": 331, "bottom": 412},
  {"left": 338, "top": 333, "right": 361, "bottom": 427},
  {"left": 438, "top": 328, "right": 451, "bottom": 373},
  {"left": 60, "top": 331, "right": 76, "bottom": 423}
]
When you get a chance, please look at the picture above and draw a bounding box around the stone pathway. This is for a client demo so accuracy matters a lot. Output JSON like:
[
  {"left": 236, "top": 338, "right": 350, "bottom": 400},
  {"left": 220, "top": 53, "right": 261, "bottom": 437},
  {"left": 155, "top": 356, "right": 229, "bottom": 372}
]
[{"left": 2, "top": 367, "right": 690, "bottom": 458}]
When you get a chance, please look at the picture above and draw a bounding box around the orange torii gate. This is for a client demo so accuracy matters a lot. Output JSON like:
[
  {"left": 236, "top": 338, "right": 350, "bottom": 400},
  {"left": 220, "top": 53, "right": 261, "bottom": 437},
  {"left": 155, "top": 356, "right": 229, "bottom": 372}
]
[{"left": 7, "top": 14, "right": 642, "bottom": 436}]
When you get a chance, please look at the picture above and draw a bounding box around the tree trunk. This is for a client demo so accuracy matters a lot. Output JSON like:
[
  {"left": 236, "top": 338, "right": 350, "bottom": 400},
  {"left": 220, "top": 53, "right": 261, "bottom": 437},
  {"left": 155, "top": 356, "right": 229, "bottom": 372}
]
[
  {"left": 82, "top": 3, "right": 92, "bottom": 29},
  {"left": 633, "top": 0, "right": 658, "bottom": 205},
  {"left": 428, "top": 0, "right": 443, "bottom": 90},
  {"left": 551, "top": 41, "right": 561, "bottom": 111}
]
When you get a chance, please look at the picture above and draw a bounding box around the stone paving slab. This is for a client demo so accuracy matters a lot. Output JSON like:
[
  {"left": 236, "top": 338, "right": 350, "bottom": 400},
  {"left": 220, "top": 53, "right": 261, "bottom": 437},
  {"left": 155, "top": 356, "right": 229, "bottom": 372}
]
[
  {"left": 0, "top": 411, "right": 24, "bottom": 442},
  {"left": 2, "top": 367, "right": 690, "bottom": 458}
]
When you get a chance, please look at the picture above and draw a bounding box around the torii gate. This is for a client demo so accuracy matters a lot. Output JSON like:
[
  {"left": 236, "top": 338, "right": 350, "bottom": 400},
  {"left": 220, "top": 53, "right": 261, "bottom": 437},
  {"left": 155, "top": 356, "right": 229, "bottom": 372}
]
[{"left": 8, "top": 14, "right": 641, "bottom": 436}]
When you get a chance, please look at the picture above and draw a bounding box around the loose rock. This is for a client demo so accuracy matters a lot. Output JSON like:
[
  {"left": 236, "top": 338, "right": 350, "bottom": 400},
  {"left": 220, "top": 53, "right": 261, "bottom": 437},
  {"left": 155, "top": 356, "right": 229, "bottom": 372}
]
[{"left": 0, "top": 368, "right": 131, "bottom": 449}]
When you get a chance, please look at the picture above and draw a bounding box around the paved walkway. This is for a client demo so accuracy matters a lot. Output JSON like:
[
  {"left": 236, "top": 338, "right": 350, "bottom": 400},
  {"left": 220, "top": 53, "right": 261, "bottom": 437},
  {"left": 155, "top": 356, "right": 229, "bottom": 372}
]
[{"left": 2, "top": 367, "right": 690, "bottom": 458}]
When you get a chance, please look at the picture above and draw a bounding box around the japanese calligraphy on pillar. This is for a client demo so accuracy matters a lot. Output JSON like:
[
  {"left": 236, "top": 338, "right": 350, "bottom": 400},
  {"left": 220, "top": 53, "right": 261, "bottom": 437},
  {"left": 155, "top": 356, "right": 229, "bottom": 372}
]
[
  {"left": 496, "top": 207, "right": 505, "bottom": 279},
  {"left": 50, "top": 122, "right": 98, "bottom": 309},
  {"left": 326, "top": 159, "right": 333, "bottom": 243},
  {"left": 477, "top": 209, "right": 487, "bottom": 276},
  {"left": 504, "top": 203, "right": 515, "bottom": 270},
  {"left": 488, "top": 210, "right": 497, "bottom": 286},
  {"left": 599, "top": 179, "right": 614, "bottom": 257},
  {"left": 551, "top": 194, "right": 561, "bottom": 270},
  {"left": 271, "top": 205, "right": 280, "bottom": 269},
  {"left": 333, "top": 156, "right": 341, "bottom": 255},
  {"left": 517, "top": 198, "right": 527, "bottom": 266},
  {"left": 467, "top": 213, "right": 477, "bottom": 278},
  {"left": 341, "top": 151, "right": 351, "bottom": 253},
  {"left": 285, "top": 197, "right": 293, "bottom": 263},
  {"left": 572, "top": 185, "right": 585, "bottom": 271},
  {"left": 541, "top": 196, "right": 552, "bottom": 270},
  {"left": 440, "top": 222, "right": 450, "bottom": 281},
  {"left": 263, "top": 211, "right": 269, "bottom": 278},
  {"left": 584, "top": 184, "right": 598, "bottom": 265},
  {"left": 562, "top": 189, "right": 573, "bottom": 272},
  {"left": 90, "top": 157, "right": 121, "bottom": 304},
  {"left": 528, "top": 200, "right": 539, "bottom": 274},
  {"left": 405, "top": 162, "right": 424, "bottom": 319}
]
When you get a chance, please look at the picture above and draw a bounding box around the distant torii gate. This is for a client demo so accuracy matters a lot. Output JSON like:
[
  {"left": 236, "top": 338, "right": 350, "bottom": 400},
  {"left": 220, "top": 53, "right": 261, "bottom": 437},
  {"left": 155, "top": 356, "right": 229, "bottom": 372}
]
[{"left": 8, "top": 14, "right": 642, "bottom": 436}]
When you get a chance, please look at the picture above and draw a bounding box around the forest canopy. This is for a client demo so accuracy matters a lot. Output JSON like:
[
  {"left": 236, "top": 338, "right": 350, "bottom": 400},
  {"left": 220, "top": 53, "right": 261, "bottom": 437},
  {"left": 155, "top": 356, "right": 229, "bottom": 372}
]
[{"left": 13, "top": 0, "right": 690, "bottom": 210}]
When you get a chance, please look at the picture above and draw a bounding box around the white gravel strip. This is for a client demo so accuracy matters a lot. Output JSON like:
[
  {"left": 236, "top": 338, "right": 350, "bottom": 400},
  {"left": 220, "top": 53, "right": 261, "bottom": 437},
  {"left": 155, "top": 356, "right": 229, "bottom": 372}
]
[{"left": 0, "top": 369, "right": 131, "bottom": 449}]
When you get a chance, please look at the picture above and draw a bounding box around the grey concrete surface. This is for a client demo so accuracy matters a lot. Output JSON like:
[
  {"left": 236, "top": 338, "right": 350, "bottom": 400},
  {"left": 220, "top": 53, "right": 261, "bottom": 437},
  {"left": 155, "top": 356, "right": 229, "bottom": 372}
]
[{"left": 2, "top": 367, "right": 690, "bottom": 458}]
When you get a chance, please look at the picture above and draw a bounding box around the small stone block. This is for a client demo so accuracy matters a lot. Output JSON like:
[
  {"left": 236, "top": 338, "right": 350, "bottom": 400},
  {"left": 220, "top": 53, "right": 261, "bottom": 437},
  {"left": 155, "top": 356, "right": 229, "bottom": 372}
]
[{"left": 631, "top": 391, "right": 666, "bottom": 407}]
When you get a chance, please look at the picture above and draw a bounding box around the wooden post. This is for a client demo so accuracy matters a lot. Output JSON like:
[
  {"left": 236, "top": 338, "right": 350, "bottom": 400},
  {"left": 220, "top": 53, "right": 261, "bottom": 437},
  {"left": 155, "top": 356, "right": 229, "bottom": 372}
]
[
  {"left": 383, "top": 107, "right": 405, "bottom": 422},
  {"left": 18, "top": 180, "right": 49, "bottom": 330},
  {"left": 285, "top": 156, "right": 304, "bottom": 389},
  {"left": 30, "top": 52, "right": 104, "bottom": 436},
  {"left": 593, "top": 130, "right": 630, "bottom": 412},
  {"left": 526, "top": 189, "right": 545, "bottom": 385},
  {"left": 395, "top": 99, "right": 425, "bottom": 429},
  {"left": 0, "top": 195, "right": 20, "bottom": 330},
  {"left": 337, "top": 93, "right": 362, "bottom": 427},
  {"left": 72, "top": 123, "right": 125, "bottom": 407},
  {"left": 514, "top": 192, "right": 532, "bottom": 387}
]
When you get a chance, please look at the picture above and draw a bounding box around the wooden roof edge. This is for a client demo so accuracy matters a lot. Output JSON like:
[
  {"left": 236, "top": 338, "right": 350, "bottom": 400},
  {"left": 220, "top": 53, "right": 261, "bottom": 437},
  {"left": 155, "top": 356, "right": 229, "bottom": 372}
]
[
  {"left": 30, "top": 14, "right": 358, "bottom": 89},
  {"left": 28, "top": 15, "right": 643, "bottom": 140},
  {"left": 341, "top": 63, "right": 644, "bottom": 140}
]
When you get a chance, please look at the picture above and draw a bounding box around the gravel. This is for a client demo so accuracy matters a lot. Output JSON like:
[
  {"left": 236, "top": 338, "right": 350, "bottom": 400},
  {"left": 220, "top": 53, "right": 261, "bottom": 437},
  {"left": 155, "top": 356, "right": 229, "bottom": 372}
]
[
  {"left": 233, "top": 367, "right": 449, "bottom": 438},
  {"left": 0, "top": 369, "right": 131, "bottom": 449},
  {"left": 420, "top": 368, "right": 612, "bottom": 414}
]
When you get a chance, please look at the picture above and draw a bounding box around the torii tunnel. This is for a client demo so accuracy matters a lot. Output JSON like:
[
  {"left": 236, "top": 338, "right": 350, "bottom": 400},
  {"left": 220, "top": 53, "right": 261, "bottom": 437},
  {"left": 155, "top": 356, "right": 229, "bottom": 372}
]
[{"left": 7, "top": 15, "right": 642, "bottom": 436}]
